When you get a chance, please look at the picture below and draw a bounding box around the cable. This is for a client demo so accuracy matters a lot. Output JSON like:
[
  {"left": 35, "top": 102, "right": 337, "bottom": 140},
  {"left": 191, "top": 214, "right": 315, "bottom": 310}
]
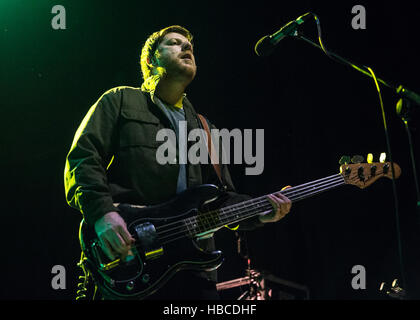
[{"left": 75, "top": 252, "right": 97, "bottom": 300}]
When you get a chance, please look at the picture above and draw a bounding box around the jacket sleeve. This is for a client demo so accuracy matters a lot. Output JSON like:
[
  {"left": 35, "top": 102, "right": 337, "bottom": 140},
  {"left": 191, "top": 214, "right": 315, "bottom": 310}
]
[{"left": 64, "top": 88, "right": 122, "bottom": 227}]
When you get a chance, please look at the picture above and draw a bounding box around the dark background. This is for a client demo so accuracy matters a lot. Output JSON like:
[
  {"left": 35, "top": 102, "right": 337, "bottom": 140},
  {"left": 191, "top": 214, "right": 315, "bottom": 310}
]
[{"left": 1, "top": 0, "right": 419, "bottom": 300}]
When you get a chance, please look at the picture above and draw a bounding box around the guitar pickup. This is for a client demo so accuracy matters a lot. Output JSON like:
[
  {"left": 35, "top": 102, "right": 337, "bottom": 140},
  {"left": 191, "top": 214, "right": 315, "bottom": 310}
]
[
  {"left": 135, "top": 222, "right": 164, "bottom": 260},
  {"left": 145, "top": 247, "right": 164, "bottom": 260}
]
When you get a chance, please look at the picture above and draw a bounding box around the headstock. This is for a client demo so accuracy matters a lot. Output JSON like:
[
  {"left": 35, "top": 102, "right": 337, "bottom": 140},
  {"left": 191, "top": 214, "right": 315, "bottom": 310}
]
[
  {"left": 339, "top": 154, "right": 401, "bottom": 189},
  {"left": 379, "top": 279, "right": 406, "bottom": 300}
]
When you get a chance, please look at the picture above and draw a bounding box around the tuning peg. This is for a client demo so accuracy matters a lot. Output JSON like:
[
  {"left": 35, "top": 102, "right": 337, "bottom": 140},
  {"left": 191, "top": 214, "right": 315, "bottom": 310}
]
[
  {"left": 339, "top": 155, "right": 351, "bottom": 165},
  {"left": 379, "top": 281, "right": 387, "bottom": 292},
  {"left": 380, "top": 153, "right": 387, "bottom": 163},
  {"left": 351, "top": 155, "right": 364, "bottom": 164},
  {"left": 390, "top": 279, "right": 406, "bottom": 299},
  {"left": 367, "top": 153, "right": 373, "bottom": 164}
]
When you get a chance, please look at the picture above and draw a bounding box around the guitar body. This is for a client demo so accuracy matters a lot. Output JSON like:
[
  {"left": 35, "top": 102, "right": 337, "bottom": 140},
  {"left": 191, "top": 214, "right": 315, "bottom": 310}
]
[{"left": 79, "top": 184, "right": 224, "bottom": 300}]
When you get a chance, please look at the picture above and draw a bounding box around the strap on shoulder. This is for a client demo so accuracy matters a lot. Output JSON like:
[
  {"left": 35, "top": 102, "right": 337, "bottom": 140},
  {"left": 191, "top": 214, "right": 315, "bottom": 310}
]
[{"left": 197, "top": 114, "right": 223, "bottom": 185}]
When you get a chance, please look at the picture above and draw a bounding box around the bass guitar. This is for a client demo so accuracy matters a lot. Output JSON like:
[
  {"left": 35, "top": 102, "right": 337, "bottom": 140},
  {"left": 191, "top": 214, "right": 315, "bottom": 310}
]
[{"left": 79, "top": 160, "right": 401, "bottom": 299}]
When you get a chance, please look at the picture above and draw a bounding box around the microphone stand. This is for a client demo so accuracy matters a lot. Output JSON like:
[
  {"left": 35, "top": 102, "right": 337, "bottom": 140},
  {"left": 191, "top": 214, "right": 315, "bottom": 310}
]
[
  {"left": 295, "top": 32, "right": 420, "bottom": 216},
  {"left": 396, "top": 98, "right": 420, "bottom": 217},
  {"left": 296, "top": 33, "right": 420, "bottom": 104},
  {"left": 294, "top": 32, "right": 420, "bottom": 295}
]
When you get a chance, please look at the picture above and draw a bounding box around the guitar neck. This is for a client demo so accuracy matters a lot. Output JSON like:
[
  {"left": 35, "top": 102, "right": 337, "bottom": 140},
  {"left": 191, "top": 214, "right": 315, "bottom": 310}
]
[{"left": 185, "top": 173, "right": 345, "bottom": 236}]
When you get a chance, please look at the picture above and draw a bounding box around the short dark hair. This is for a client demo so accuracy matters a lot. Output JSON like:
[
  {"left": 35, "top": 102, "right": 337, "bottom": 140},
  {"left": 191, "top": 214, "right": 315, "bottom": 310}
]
[{"left": 140, "top": 25, "right": 193, "bottom": 91}]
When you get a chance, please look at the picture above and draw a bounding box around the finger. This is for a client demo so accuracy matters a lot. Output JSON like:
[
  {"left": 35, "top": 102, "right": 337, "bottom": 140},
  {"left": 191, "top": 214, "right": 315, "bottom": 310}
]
[
  {"left": 273, "top": 192, "right": 292, "bottom": 207},
  {"left": 264, "top": 195, "right": 282, "bottom": 222},
  {"left": 270, "top": 193, "right": 292, "bottom": 215},
  {"left": 118, "top": 225, "right": 135, "bottom": 246},
  {"left": 273, "top": 191, "right": 291, "bottom": 201},
  {"left": 107, "top": 231, "right": 129, "bottom": 256},
  {"left": 123, "top": 249, "right": 135, "bottom": 262},
  {"left": 99, "top": 237, "right": 117, "bottom": 260},
  {"left": 268, "top": 194, "right": 285, "bottom": 210},
  {"left": 113, "top": 230, "right": 134, "bottom": 262},
  {"left": 117, "top": 227, "right": 136, "bottom": 262},
  {"left": 267, "top": 194, "right": 279, "bottom": 211}
]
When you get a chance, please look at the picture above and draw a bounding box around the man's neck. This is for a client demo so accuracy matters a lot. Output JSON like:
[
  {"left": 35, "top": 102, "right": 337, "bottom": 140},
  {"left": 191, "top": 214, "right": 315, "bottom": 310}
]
[{"left": 155, "top": 77, "right": 188, "bottom": 108}]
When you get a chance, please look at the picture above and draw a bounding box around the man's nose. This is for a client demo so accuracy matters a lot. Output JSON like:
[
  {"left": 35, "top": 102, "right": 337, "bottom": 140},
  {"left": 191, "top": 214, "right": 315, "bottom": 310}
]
[{"left": 182, "top": 42, "right": 192, "bottom": 52}]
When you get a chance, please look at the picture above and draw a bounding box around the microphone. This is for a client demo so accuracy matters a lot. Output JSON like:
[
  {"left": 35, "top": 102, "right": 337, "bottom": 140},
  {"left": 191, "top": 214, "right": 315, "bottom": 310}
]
[
  {"left": 254, "top": 13, "right": 312, "bottom": 56},
  {"left": 396, "top": 85, "right": 420, "bottom": 107}
]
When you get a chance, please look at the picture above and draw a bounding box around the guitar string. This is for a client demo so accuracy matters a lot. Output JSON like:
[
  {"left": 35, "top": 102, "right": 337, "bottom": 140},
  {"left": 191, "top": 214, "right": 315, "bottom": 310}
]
[
  {"left": 155, "top": 174, "right": 343, "bottom": 235},
  {"left": 153, "top": 174, "right": 343, "bottom": 242},
  {"left": 156, "top": 167, "right": 389, "bottom": 245},
  {"left": 219, "top": 169, "right": 387, "bottom": 222},
  {"left": 155, "top": 166, "right": 390, "bottom": 239},
  {"left": 156, "top": 178, "right": 352, "bottom": 245},
  {"left": 214, "top": 168, "right": 387, "bottom": 227},
  {"left": 157, "top": 178, "right": 346, "bottom": 244},
  {"left": 156, "top": 177, "right": 348, "bottom": 244},
  {"left": 155, "top": 175, "right": 345, "bottom": 239},
  {"left": 157, "top": 174, "right": 341, "bottom": 229},
  {"left": 194, "top": 176, "right": 346, "bottom": 231}
]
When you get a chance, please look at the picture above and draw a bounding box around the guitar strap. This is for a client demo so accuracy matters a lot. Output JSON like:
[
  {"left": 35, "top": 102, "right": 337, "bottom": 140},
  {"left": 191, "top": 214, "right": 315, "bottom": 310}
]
[{"left": 197, "top": 114, "right": 223, "bottom": 185}]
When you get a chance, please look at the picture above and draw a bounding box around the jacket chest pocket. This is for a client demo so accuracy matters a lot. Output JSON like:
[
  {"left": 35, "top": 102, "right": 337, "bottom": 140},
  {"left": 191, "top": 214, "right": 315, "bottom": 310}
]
[{"left": 119, "top": 109, "right": 160, "bottom": 148}]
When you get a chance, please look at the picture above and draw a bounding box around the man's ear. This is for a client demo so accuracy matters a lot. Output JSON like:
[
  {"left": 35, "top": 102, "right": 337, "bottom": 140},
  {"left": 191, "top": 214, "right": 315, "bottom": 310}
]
[
  {"left": 148, "top": 50, "right": 161, "bottom": 68},
  {"left": 147, "top": 57, "right": 155, "bottom": 68}
]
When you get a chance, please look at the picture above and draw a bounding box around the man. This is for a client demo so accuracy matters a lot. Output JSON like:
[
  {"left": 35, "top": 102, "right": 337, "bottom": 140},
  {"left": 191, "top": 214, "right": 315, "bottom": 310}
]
[{"left": 64, "top": 25, "right": 291, "bottom": 300}]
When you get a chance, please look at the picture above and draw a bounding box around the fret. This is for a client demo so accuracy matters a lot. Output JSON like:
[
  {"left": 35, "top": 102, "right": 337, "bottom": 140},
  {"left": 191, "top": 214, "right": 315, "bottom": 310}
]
[
  {"left": 217, "top": 174, "right": 345, "bottom": 228},
  {"left": 184, "top": 216, "right": 195, "bottom": 237},
  {"left": 218, "top": 197, "right": 270, "bottom": 228},
  {"left": 182, "top": 173, "right": 345, "bottom": 236},
  {"left": 184, "top": 217, "right": 191, "bottom": 236},
  {"left": 189, "top": 216, "right": 201, "bottom": 236},
  {"left": 155, "top": 163, "right": 397, "bottom": 247},
  {"left": 284, "top": 175, "right": 345, "bottom": 203}
]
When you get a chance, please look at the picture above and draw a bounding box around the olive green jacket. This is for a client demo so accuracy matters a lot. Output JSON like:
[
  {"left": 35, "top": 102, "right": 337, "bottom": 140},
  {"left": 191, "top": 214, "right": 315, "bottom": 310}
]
[{"left": 64, "top": 86, "right": 262, "bottom": 229}]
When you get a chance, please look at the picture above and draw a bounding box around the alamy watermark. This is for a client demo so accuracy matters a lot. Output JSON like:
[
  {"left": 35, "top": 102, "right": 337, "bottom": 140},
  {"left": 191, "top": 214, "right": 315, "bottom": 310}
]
[
  {"left": 351, "top": 265, "right": 366, "bottom": 290},
  {"left": 155, "top": 122, "right": 265, "bottom": 176},
  {"left": 51, "top": 5, "right": 66, "bottom": 30},
  {"left": 351, "top": 5, "right": 366, "bottom": 30},
  {"left": 51, "top": 265, "right": 66, "bottom": 290}
]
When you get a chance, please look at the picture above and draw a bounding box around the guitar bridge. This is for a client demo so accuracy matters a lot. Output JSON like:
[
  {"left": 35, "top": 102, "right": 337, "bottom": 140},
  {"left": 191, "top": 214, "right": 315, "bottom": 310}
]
[
  {"left": 90, "top": 241, "right": 122, "bottom": 271},
  {"left": 100, "top": 258, "right": 121, "bottom": 271}
]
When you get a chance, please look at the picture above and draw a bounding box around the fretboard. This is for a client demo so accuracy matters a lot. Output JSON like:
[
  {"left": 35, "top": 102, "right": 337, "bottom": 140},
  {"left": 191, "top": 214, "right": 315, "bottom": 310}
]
[
  {"left": 187, "top": 173, "right": 345, "bottom": 236},
  {"left": 156, "top": 173, "right": 345, "bottom": 244}
]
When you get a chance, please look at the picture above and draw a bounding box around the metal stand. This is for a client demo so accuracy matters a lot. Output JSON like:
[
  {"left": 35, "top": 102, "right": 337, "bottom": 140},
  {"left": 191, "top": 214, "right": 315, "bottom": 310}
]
[
  {"left": 293, "top": 29, "right": 420, "bottom": 292},
  {"left": 295, "top": 32, "right": 420, "bottom": 209},
  {"left": 216, "top": 232, "right": 309, "bottom": 300},
  {"left": 216, "top": 266, "right": 310, "bottom": 300},
  {"left": 396, "top": 98, "right": 420, "bottom": 218},
  {"left": 216, "top": 268, "right": 268, "bottom": 300}
]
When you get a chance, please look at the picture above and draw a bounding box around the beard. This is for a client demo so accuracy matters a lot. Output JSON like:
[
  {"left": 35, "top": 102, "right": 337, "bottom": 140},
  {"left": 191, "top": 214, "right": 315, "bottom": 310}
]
[{"left": 161, "top": 57, "right": 197, "bottom": 82}]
